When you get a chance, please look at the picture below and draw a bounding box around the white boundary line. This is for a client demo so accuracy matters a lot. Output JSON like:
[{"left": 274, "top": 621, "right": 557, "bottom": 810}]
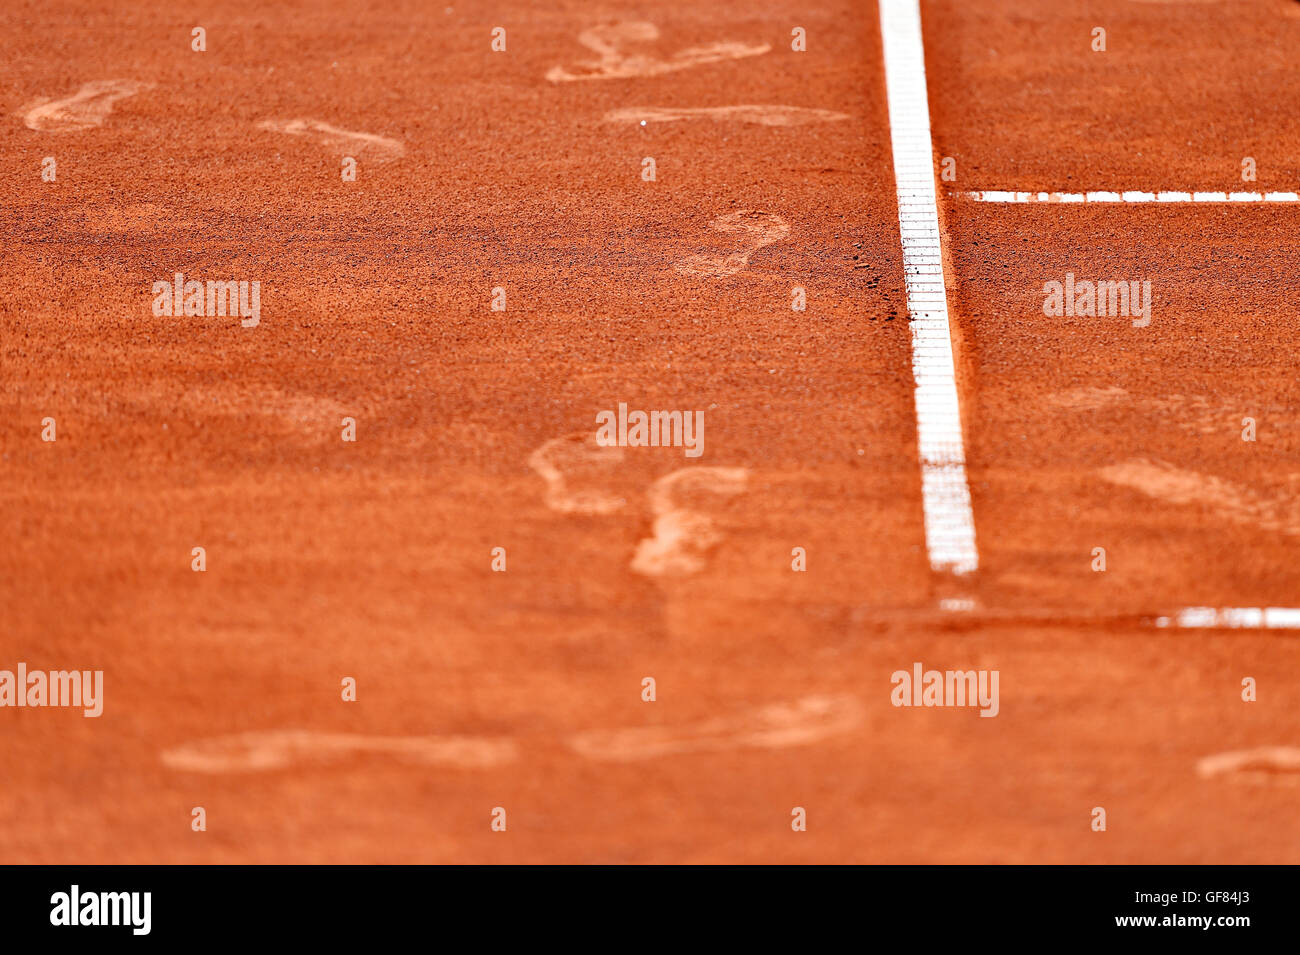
[
  {"left": 879, "top": 0, "right": 978, "bottom": 576},
  {"left": 965, "top": 190, "right": 1300, "bottom": 204},
  {"left": 1154, "top": 607, "right": 1300, "bottom": 630}
]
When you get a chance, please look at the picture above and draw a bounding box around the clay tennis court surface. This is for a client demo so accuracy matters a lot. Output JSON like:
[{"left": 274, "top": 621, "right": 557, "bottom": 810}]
[{"left": 2, "top": 0, "right": 1298, "bottom": 863}]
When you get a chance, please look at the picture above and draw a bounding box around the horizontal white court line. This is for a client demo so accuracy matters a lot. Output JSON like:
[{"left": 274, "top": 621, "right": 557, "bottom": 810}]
[
  {"left": 1154, "top": 607, "right": 1300, "bottom": 630},
  {"left": 880, "top": 0, "right": 978, "bottom": 577},
  {"left": 964, "top": 190, "right": 1300, "bottom": 204}
]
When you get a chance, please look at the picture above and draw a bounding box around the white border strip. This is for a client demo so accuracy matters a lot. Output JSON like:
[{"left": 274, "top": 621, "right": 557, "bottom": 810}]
[
  {"left": 965, "top": 190, "right": 1300, "bottom": 204},
  {"left": 880, "top": 0, "right": 978, "bottom": 576},
  {"left": 1154, "top": 607, "right": 1300, "bottom": 630}
]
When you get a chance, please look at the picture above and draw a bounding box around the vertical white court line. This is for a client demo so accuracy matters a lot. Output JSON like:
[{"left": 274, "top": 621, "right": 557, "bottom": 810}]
[{"left": 879, "top": 0, "right": 978, "bottom": 576}]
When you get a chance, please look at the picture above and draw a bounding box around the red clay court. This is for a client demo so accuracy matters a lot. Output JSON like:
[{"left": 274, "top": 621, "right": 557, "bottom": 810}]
[{"left": 2, "top": 0, "right": 1299, "bottom": 863}]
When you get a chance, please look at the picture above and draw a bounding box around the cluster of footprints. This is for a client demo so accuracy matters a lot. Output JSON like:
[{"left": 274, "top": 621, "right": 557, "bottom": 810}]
[
  {"left": 161, "top": 432, "right": 812, "bottom": 775},
  {"left": 21, "top": 22, "right": 842, "bottom": 278},
  {"left": 548, "top": 21, "right": 825, "bottom": 276},
  {"left": 160, "top": 713, "right": 1300, "bottom": 782},
  {"left": 161, "top": 696, "right": 864, "bottom": 771},
  {"left": 528, "top": 433, "right": 747, "bottom": 577},
  {"left": 19, "top": 80, "right": 402, "bottom": 159},
  {"left": 545, "top": 21, "right": 769, "bottom": 83}
]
